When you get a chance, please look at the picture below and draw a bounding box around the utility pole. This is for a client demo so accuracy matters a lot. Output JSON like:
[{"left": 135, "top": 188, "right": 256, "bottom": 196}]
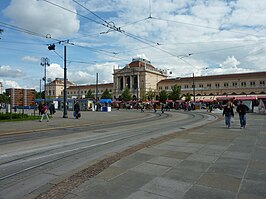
[
  {"left": 192, "top": 73, "right": 195, "bottom": 102},
  {"left": 63, "top": 45, "right": 68, "bottom": 118},
  {"left": 96, "top": 72, "right": 99, "bottom": 101},
  {"left": 40, "top": 57, "right": 50, "bottom": 101}
]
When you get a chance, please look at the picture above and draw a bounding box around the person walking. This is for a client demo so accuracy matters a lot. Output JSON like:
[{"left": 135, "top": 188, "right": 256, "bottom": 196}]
[
  {"left": 223, "top": 101, "right": 234, "bottom": 128},
  {"left": 40, "top": 103, "right": 49, "bottom": 122},
  {"left": 74, "top": 101, "right": 81, "bottom": 119},
  {"left": 236, "top": 101, "right": 249, "bottom": 129}
]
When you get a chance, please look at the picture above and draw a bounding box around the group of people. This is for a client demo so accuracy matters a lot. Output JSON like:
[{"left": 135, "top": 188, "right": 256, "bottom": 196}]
[{"left": 223, "top": 101, "right": 249, "bottom": 129}]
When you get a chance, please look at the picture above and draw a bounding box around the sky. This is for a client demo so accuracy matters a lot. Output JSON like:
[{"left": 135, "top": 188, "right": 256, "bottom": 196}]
[{"left": 0, "top": 0, "right": 266, "bottom": 91}]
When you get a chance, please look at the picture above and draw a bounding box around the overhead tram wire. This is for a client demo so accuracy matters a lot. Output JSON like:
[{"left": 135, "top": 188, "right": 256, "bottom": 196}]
[{"left": 150, "top": 17, "right": 264, "bottom": 38}]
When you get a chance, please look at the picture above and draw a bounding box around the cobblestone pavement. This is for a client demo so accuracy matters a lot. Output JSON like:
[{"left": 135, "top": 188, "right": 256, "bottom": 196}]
[{"left": 62, "top": 113, "right": 266, "bottom": 199}]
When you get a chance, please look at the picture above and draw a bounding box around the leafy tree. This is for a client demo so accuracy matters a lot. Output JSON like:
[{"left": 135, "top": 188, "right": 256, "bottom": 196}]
[
  {"left": 168, "top": 84, "right": 181, "bottom": 101},
  {"left": 0, "top": 92, "right": 9, "bottom": 103},
  {"left": 146, "top": 89, "right": 156, "bottom": 101},
  {"left": 85, "top": 89, "right": 94, "bottom": 99},
  {"left": 121, "top": 87, "right": 132, "bottom": 101},
  {"left": 159, "top": 90, "right": 168, "bottom": 103},
  {"left": 101, "top": 89, "right": 112, "bottom": 99},
  {"left": 184, "top": 93, "right": 191, "bottom": 102},
  {"left": 35, "top": 91, "right": 42, "bottom": 99}
]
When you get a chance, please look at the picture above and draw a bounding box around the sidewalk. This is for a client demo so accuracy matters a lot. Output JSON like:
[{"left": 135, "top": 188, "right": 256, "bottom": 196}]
[{"left": 63, "top": 113, "right": 266, "bottom": 199}]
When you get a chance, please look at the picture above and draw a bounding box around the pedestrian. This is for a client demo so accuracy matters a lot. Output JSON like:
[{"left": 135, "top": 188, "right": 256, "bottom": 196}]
[
  {"left": 236, "top": 101, "right": 249, "bottom": 129},
  {"left": 153, "top": 103, "right": 157, "bottom": 113},
  {"left": 74, "top": 101, "right": 80, "bottom": 119},
  {"left": 222, "top": 101, "right": 234, "bottom": 128},
  {"left": 40, "top": 103, "right": 49, "bottom": 122},
  {"left": 38, "top": 102, "right": 43, "bottom": 116}
]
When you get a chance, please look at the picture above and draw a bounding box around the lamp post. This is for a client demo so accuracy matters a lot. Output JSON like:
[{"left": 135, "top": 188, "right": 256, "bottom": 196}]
[
  {"left": 63, "top": 45, "right": 68, "bottom": 118},
  {"left": 40, "top": 57, "right": 50, "bottom": 101},
  {"left": 192, "top": 73, "right": 195, "bottom": 102}
]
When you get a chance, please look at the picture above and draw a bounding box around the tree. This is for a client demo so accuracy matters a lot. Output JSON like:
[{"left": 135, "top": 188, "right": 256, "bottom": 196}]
[
  {"left": 121, "top": 87, "right": 132, "bottom": 101},
  {"left": 101, "top": 89, "right": 112, "bottom": 99},
  {"left": 184, "top": 93, "right": 191, "bottom": 102},
  {"left": 85, "top": 89, "right": 94, "bottom": 99},
  {"left": 0, "top": 92, "right": 9, "bottom": 103},
  {"left": 168, "top": 84, "right": 181, "bottom": 101},
  {"left": 146, "top": 89, "right": 156, "bottom": 101},
  {"left": 159, "top": 90, "right": 168, "bottom": 103},
  {"left": 35, "top": 91, "right": 42, "bottom": 99}
]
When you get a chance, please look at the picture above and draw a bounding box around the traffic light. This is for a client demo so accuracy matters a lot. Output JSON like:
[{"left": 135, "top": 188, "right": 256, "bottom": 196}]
[{"left": 48, "top": 44, "right": 55, "bottom": 50}]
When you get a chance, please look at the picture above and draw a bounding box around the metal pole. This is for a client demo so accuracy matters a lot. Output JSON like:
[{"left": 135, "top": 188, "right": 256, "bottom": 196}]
[
  {"left": 193, "top": 73, "right": 195, "bottom": 102},
  {"left": 63, "top": 45, "right": 68, "bottom": 118},
  {"left": 96, "top": 72, "right": 99, "bottom": 100},
  {"left": 41, "top": 57, "right": 49, "bottom": 101}
]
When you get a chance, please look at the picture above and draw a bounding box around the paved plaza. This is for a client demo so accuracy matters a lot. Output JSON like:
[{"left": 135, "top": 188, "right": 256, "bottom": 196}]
[{"left": 0, "top": 110, "right": 265, "bottom": 199}]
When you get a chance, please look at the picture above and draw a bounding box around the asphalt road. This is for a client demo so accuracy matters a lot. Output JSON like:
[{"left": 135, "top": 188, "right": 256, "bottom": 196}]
[{"left": 0, "top": 110, "right": 217, "bottom": 199}]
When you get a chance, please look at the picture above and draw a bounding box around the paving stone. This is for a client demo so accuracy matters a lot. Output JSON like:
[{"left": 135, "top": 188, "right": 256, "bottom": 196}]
[
  {"left": 141, "top": 177, "right": 191, "bottom": 199},
  {"left": 162, "top": 151, "right": 191, "bottom": 160},
  {"left": 95, "top": 166, "right": 126, "bottom": 181},
  {"left": 252, "top": 147, "right": 266, "bottom": 161},
  {"left": 207, "top": 157, "right": 248, "bottom": 178},
  {"left": 186, "top": 154, "right": 219, "bottom": 163},
  {"left": 245, "top": 168, "right": 266, "bottom": 181},
  {"left": 238, "top": 179, "right": 266, "bottom": 198},
  {"left": 237, "top": 193, "right": 266, "bottom": 199},
  {"left": 221, "top": 151, "right": 251, "bottom": 160},
  {"left": 182, "top": 185, "right": 236, "bottom": 199},
  {"left": 112, "top": 153, "right": 154, "bottom": 169},
  {"left": 197, "top": 173, "right": 241, "bottom": 193},
  {"left": 138, "top": 147, "right": 168, "bottom": 156},
  {"left": 177, "top": 160, "right": 211, "bottom": 172},
  {"left": 227, "top": 145, "right": 254, "bottom": 153},
  {"left": 162, "top": 167, "right": 203, "bottom": 183},
  {"left": 125, "top": 190, "right": 167, "bottom": 199},
  {"left": 249, "top": 160, "right": 266, "bottom": 170},
  {"left": 130, "top": 162, "right": 170, "bottom": 176},
  {"left": 197, "top": 145, "right": 228, "bottom": 156},
  {"left": 147, "top": 156, "right": 182, "bottom": 167}
]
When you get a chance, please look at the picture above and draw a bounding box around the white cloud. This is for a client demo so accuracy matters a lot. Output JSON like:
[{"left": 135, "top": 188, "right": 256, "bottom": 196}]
[
  {"left": 4, "top": 0, "right": 80, "bottom": 37},
  {"left": 4, "top": 80, "right": 21, "bottom": 89},
  {"left": 0, "top": 65, "right": 24, "bottom": 77},
  {"left": 47, "top": 63, "right": 64, "bottom": 80},
  {"left": 22, "top": 56, "right": 39, "bottom": 62},
  {"left": 220, "top": 56, "right": 241, "bottom": 69}
]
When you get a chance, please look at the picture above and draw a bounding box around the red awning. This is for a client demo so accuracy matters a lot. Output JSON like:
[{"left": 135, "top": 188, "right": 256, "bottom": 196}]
[
  {"left": 176, "top": 100, "right": 185, "bottom": 103},
  {"left": 166, "top": 100, "right": 173, "bottom": 102},
  {"left": 216, "top": 97, "right": 234, "bottom": 101},
  {"left": 258, "top": 96, "right": 266, "bottom": 99},
  {"left": 234, "top": 96, "right": 257, "bottom": 100},
  {"left": 203, "top": 99, "right": 214, "bottom": 103}
]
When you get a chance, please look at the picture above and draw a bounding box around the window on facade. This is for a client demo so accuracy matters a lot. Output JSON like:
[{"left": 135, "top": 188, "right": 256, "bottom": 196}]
[
  {"left": 232, "top": 82, "right": 237, "bottom": 87},
  {"left": 81, "top": 91, "right": 83, "bottom": 94},
  {"left": 207, "top": 84, "right": 211, "bottom": 88},
  {"left": 165, "top": 86, "right": 168, "bottom": 90},
  {"left": 84, "top": 90, "right": 87, "bottom": 93},
  {"left": 70, "top": 91, "right": 73, "bottom": 94},
  {"left": 260, "top": 81, "right": 265, "bottom": 85},
  {"left": 110, "top": 89, "right": 112, "bottom": 92},
  {"left": 215, "top": 83, "right": 220, "bottom": 88},
  {"left": 241, "top": 82, "right": 246, "bottom": 87},
  {"left": 159, "top": 86, "right": 162, "bottom": 90},
  {"left": 224, "top": 83, "right": 229, "bottom": 87},
  {"left": 199, "top": 84, "right": 203, "bottom": 88},
  {"left": 184, "top": 85, "right": 189, "bottom": 89},
  {"left": 250, "top": 81, "right": 255, "bottom": 86}
]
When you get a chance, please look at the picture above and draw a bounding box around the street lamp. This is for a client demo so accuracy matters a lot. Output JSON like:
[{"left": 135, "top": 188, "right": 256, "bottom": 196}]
[
  {"left": 192, "top": 73, "right": 195, "bottom": 102},
  {"left": 40, "top": 57, "right": 50, "bottom": 100}
]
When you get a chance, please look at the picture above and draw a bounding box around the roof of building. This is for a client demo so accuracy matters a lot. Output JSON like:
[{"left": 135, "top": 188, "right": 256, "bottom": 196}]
[
  {"left": 68, "top": 83, "right": 113, "bottom": 90},
  {"left": 159, "top": 71, "right": 266, "bottom": 84}
]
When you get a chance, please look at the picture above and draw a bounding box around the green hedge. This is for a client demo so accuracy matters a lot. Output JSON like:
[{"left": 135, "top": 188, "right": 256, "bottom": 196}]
[{"left": 0, "top": 112, "right": 40, "bottom": 121}]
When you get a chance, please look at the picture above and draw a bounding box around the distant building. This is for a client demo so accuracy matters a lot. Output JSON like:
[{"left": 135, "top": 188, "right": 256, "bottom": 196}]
[
  {"left": 67, "top": 83, "right": 113, "bottom": 99},
  {"left": 5, "top": 88, "right": 35, "bottom": 107},
  {"left": 44, "top": 58, "right": 266, "bottom": 102},
  {"left": 158, "top": 72, "right": 266, "bottom": 101},
  {"left": 113, "top": 57, "right": 168, "bottom": 100},
  {"left": 46, "top": 78, "right": 74, "bottom": 99}
]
